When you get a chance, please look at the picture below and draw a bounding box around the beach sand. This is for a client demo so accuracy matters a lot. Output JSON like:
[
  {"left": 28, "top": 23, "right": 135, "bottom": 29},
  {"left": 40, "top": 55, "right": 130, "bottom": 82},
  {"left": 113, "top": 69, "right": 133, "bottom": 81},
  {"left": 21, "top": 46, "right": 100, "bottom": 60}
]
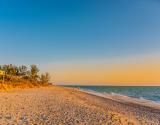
[{"left": 0, "top": 86, "right": 160, "bottom": 125}]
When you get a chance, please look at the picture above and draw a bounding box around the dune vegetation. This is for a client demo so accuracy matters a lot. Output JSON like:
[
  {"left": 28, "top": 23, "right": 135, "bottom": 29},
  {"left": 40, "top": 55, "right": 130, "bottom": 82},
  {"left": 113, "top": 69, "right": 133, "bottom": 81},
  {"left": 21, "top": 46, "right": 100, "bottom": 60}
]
[{"left": 0, "top": 64, "right": 51, "bottom": 90}]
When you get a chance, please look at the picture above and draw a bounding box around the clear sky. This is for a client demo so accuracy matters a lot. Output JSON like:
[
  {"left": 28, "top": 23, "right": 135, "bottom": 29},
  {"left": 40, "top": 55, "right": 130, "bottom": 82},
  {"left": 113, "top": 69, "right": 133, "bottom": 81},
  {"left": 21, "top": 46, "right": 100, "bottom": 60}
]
[{"left": 0, "top": 0, "right": 160, "bottom": 85}]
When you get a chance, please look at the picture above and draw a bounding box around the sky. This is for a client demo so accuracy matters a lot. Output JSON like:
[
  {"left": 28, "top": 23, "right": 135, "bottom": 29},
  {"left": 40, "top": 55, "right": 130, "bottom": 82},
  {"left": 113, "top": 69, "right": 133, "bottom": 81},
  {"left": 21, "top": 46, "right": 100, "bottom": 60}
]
[{"left": 0, "top": 0, "right": 160, "bottom": 85}]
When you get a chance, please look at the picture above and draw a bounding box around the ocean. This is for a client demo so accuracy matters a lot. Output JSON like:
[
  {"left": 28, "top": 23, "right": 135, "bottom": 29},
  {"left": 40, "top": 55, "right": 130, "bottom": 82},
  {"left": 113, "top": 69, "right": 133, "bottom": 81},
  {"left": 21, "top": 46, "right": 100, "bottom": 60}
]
[{"left": 65, "top": 86, "right": 160, "bottom": 103}]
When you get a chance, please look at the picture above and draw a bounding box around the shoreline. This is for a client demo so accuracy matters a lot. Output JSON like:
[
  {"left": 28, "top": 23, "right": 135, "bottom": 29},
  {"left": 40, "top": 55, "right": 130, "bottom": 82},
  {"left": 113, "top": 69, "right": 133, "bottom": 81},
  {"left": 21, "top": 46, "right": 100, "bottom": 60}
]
[
  {"left": 0, "top": 86, "right": 159, "bottom": 124},
  {"left": 78, "top": 88, "right": 160, "bottom": 110},
  {"left": 64, "top": 86, "right": 160, "bottom": 124}
]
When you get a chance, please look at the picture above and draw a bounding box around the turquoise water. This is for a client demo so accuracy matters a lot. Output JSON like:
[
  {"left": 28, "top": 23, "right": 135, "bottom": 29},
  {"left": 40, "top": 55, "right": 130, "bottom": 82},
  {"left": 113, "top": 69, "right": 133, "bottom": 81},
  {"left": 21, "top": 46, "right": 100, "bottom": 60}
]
[{"left": 65, "top": 86, "right": 160, "bottom": 103}]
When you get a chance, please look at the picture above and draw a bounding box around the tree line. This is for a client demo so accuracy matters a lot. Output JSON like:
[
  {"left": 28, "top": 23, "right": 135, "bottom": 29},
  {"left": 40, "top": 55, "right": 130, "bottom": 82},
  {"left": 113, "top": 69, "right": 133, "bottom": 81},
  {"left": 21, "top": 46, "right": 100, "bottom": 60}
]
[{"left": 0, "top": 64, "right": 51, "bottom": 85}]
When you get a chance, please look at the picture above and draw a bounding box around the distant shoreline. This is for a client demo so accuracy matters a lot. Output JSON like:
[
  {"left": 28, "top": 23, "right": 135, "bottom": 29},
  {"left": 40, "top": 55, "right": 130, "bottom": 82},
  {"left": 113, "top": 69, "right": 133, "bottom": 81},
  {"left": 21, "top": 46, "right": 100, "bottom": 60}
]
[
  {"left": 64, "top": 85, "right": 160, "bottom": 103},
  {"left": 64, "top": 86, "right": 160, "bottom": 124},
  {"left": 77, "top": 88, "right": 160, "bottom": 109}
]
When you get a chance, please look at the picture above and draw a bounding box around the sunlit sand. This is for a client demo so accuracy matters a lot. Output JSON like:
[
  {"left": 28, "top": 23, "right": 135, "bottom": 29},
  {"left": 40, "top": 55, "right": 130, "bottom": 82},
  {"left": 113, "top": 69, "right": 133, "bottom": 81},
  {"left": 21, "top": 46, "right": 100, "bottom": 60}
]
[{"left": 0, "top": 86, "right": 159, "bottom": 125}]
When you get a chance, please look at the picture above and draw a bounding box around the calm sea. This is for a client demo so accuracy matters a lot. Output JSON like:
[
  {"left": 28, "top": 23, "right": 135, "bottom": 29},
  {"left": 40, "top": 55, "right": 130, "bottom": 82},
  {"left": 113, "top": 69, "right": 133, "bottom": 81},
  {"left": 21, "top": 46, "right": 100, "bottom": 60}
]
[{"left": 65, "top": 86, "right": 160, "bottom": 103}]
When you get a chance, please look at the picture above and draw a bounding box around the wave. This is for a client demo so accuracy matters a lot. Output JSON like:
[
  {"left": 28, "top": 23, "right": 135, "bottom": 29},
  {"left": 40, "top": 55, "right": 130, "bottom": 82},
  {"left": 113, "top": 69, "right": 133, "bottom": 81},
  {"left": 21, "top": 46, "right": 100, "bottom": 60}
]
[{"left": 79, "top": 89, "right": 160, "bottom": 109}]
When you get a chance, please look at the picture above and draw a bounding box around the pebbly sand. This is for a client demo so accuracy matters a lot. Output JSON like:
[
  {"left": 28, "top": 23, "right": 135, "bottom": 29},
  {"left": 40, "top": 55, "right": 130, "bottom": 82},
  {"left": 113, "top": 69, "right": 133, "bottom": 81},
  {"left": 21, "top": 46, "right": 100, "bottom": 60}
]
[{"left": 0, "top": 86, "right": 160, "bottom": 125}]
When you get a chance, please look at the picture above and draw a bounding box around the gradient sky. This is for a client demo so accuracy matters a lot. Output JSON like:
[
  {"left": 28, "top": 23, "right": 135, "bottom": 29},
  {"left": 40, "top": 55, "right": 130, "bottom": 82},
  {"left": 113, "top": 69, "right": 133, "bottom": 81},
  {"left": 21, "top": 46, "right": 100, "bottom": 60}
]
[{"left": 0, "top": 0, "right": 160, "bottom": 85}]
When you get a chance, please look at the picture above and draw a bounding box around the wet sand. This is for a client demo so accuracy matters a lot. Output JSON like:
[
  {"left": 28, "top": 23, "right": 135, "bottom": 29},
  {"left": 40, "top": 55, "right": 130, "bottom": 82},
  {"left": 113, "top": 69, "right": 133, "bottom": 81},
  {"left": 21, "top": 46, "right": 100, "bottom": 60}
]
[{"left": 0, "top": 86, "right": 160, "bottom": 125}]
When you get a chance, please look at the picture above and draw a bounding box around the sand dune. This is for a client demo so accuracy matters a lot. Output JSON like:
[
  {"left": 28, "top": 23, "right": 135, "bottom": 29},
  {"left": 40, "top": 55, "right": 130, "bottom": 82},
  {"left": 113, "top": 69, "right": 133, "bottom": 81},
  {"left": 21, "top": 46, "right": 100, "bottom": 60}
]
[{"left": 0, "top": 86, "right": 159, "bottom": 125}]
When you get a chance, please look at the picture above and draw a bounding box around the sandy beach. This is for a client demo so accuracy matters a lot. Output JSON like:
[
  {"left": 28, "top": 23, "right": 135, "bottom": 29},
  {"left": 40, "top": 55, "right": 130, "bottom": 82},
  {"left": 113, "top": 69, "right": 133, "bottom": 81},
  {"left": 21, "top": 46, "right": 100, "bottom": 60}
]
[{"left": 0, "top": 86, "right": 160, "bottom": 125}]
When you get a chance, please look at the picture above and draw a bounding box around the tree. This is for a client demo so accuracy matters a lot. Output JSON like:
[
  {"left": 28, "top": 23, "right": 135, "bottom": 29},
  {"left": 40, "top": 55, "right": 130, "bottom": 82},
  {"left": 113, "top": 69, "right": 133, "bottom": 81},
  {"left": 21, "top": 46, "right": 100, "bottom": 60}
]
[
  {"left": 2, "top": 65, "right": 9, "bottom": 74},
  {"left": 30, "top": 65, "right": 39, "bottom": 81},
  {"left": 19, "top": 65, "right": 27, "bottom": 77},
  {"left": 10, "top": 65, "right": 19, "bottom": 76},
  {"left": 0, "top": 64, "right": 51, "bottom": 85},
  {"left": 40, "top": 72, "right": 50, "bottom": 84}
]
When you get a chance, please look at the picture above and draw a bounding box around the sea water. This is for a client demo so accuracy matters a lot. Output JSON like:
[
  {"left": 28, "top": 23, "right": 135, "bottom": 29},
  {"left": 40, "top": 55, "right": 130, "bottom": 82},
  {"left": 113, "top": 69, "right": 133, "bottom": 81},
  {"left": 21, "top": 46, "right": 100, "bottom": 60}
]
[{"left": 65, "top": 86, "right": 160, "bottom": 103}]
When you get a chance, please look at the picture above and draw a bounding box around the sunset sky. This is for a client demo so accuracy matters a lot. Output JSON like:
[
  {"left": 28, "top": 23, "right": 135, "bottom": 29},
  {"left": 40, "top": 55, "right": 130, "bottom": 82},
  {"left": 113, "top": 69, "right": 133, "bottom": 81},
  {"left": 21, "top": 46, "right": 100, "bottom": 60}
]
[{"left": 0, "top": 0, "right": 160, "bottom": 85}]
